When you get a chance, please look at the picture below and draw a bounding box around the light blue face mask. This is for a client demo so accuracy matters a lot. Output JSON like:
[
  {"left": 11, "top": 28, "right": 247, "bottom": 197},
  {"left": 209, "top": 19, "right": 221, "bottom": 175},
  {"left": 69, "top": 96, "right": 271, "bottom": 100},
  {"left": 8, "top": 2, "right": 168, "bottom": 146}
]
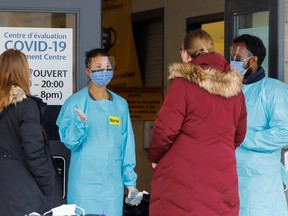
[
  {"left": 230, "top": 57, "right": 252, "bottom": 76},
  {"left": 90, "top": 69, "right": 113, "bottom": 86}
]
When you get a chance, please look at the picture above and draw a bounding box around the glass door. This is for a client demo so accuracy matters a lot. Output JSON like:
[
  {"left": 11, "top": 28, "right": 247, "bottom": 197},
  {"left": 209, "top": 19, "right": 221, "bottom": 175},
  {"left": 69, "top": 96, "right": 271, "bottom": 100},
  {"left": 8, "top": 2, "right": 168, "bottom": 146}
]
[{"left": 224, "top": 0, "right": 285, "bottom": 80}]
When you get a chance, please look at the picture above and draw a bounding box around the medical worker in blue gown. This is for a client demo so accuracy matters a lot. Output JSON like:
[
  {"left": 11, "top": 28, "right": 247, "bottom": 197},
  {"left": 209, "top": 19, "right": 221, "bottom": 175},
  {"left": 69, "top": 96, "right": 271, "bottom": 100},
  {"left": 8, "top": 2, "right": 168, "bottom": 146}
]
[
  {"left": 56, "top": 48, "right": 140, "bottom": 215},
  {"left": 230, "top": 34, "right": 288, "bottom": 216}
]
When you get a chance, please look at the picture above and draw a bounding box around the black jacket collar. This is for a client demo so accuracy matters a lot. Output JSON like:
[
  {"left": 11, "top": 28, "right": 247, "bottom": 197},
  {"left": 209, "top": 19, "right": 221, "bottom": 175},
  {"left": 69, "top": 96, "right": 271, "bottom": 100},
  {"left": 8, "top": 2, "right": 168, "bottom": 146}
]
[{"left": 245, "top": 67, "right": 265, "bottom": 84}]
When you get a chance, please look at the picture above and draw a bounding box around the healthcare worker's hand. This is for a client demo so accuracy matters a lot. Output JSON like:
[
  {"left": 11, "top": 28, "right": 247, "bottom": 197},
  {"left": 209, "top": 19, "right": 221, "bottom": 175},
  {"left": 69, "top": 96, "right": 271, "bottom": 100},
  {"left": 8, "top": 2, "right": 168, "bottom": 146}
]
[
  {"left": 127, "top": 186, "right": 138, "bottom": 198},
  {"left": 74, "top": 108, "right": 87, "bottom": 122},
  {"left": 126, "top": 186, "right": 143, "bottom": 206}
]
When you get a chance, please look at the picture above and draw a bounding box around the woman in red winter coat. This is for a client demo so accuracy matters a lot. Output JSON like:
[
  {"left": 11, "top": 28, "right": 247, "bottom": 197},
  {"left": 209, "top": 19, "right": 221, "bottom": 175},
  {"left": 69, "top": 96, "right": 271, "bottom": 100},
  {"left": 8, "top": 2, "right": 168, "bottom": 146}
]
[{"left": 148, "top": 29, "right": 247, "bottom": 216}]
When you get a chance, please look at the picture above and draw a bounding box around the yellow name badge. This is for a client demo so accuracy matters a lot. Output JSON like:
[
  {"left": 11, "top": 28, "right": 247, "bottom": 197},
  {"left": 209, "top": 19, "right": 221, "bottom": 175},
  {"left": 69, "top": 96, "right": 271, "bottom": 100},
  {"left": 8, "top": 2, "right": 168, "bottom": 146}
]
[{"left": 109, "top": 116, "right": 120, "bottom": 125}]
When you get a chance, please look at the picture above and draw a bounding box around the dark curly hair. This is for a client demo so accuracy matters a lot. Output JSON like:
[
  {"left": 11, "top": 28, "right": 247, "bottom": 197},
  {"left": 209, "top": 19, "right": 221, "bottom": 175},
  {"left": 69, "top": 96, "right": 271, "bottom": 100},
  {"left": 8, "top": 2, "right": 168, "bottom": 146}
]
[{"left": 233, "top": 34, "right": 266, "bottom": 66}]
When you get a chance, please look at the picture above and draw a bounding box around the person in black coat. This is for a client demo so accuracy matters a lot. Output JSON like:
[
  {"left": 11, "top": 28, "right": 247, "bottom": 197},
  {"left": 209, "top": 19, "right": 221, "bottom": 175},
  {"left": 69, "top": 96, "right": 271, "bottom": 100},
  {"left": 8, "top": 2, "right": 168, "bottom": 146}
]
[{"left": 0, "top": 49, "right": 63, "bottom": 215}]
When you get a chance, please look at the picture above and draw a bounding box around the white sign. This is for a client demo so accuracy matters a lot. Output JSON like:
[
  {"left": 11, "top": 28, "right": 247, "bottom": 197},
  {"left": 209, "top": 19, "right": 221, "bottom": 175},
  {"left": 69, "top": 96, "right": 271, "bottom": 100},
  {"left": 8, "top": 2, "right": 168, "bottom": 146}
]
[{"left": 0, "top": 27, "right": 73, "bottom": 105}]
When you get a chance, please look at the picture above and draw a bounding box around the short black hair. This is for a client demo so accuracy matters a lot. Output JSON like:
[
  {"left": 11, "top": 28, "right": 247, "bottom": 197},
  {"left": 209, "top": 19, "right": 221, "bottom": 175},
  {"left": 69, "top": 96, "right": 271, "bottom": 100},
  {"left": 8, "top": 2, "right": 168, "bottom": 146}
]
[
  {"left": 233, "top": 34, "right": 266, "bottom": 66},
  {"left": 85, "top": 48, "right": 109, "bottom": 68}
]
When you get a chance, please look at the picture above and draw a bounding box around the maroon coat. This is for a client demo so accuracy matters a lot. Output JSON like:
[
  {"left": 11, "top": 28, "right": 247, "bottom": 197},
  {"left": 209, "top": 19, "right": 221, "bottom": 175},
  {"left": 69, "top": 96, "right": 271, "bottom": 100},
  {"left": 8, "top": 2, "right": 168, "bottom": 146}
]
[{"left": 148, "top": 53, "right": 247, "bottom": 216}]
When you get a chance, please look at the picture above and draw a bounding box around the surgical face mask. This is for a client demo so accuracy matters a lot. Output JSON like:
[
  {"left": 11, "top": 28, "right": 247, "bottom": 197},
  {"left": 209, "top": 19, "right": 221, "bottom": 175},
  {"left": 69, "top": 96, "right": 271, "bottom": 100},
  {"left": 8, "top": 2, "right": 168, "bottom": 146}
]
[
  {"left": 90, "top": 69, "right": 113, "bottom": 87},
  {"left": 230, "top": 57, "right": 252, "bottom": 76},
  {"left": 43, "top": 204, "right": 85, "bottom": 216}
]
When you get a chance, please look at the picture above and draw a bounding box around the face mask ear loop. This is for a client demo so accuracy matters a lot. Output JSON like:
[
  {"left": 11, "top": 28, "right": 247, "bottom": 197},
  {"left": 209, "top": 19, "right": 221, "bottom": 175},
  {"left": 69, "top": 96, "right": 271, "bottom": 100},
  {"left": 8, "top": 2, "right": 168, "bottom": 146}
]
[
  {"left": 76, "top": 206, "right": 85, "bottom": 215},
  {"left": 242, "top": 56, "right": 253, "bottom": 72},
  {"left": 245, "top": 63, "right": 253, "bottom": 72},
  {"left": 242, "top": 56, "right": 252, "bottom": 62}
]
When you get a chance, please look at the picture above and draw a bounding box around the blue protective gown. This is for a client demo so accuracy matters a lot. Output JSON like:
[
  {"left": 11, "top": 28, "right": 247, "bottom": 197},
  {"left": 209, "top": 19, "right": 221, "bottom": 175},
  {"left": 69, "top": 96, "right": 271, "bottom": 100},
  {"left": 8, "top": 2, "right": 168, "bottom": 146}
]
[
  {"left": 56, "top": 86, "right": 137, "bottom": 216},
  {"left": 236, "top": 76, "right": 288, "bottom": 216}
]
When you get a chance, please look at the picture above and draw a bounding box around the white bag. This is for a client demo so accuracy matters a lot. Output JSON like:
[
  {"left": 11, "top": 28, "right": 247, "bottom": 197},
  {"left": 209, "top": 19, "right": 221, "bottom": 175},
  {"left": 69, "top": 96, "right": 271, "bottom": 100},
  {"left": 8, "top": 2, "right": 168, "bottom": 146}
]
[{"left": 28, "top": 204, "right": 85, "bottom": 216}]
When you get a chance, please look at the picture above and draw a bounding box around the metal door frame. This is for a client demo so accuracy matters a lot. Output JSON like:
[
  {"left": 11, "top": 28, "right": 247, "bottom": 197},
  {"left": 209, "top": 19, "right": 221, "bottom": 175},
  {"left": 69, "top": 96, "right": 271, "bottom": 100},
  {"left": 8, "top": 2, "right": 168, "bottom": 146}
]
[{"left": 224, "top": 0, "right": 285, "bottom": 80}]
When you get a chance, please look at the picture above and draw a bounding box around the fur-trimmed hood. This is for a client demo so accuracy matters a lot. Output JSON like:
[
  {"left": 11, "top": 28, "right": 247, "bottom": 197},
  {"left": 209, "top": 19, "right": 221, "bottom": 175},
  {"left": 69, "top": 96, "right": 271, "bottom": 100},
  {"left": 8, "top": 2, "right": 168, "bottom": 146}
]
[
  {"left": 6, "top": 85, "right": 27, "bottom": 106},
  {"left": 168, "top": 62, "right": 243, "bottom": 98},
  {"left": 3, "top": 85, "right": 46, "bottom": 115}
]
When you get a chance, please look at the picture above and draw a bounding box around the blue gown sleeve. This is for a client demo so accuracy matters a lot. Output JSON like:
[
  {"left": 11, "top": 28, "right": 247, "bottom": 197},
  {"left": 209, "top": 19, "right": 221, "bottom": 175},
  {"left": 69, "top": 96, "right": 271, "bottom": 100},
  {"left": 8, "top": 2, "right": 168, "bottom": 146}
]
[
  {"left": 242, "top": 83, "right": 288, "bottom": 152},
  {"left": 56, "top": 99, "right": 87, "bottom": 151},
  {"left": 234, "top": 93, "right": 247, "bottom": 148},
  {"left": 121, "top": 101, "right": 137, "bottom": 187}
]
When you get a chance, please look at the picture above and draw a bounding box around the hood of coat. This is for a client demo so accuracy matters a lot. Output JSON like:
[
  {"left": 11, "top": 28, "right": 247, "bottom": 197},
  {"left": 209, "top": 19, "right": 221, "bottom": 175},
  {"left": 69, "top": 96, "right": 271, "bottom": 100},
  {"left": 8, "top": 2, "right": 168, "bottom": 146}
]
[
  {"left": 168, "top": 54, "right": 243, "bottom": 98},
  {"left": 6, "top": 85, "right": 27, "bottom": 106}
]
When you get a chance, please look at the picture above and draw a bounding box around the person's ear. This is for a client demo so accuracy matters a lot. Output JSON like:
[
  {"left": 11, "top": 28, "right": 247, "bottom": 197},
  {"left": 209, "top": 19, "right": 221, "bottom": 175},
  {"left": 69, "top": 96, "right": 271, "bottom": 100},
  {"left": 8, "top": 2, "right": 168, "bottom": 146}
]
[
  {"left": 249, "top": 56, "right": 259, "bottom": 72},
  {"left": 250, "top": 56, "right": 258, "bottom": 64},
  {"left": 182, "top": 50, "right": 192, "bottom": 63},
  {"left": 85, "top": 68, "right": 91, "bottom": 76}
]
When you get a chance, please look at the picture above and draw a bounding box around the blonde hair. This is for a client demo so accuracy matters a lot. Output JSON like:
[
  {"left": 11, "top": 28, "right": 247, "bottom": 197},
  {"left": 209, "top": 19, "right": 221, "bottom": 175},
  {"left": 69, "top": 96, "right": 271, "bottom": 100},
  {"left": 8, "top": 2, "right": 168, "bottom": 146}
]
[
  {"left": 0, "top": 49, "right": 31, "bottom": 111},
  {"left": 183, "top": 29, "right": 215, "bottom": 58}
]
